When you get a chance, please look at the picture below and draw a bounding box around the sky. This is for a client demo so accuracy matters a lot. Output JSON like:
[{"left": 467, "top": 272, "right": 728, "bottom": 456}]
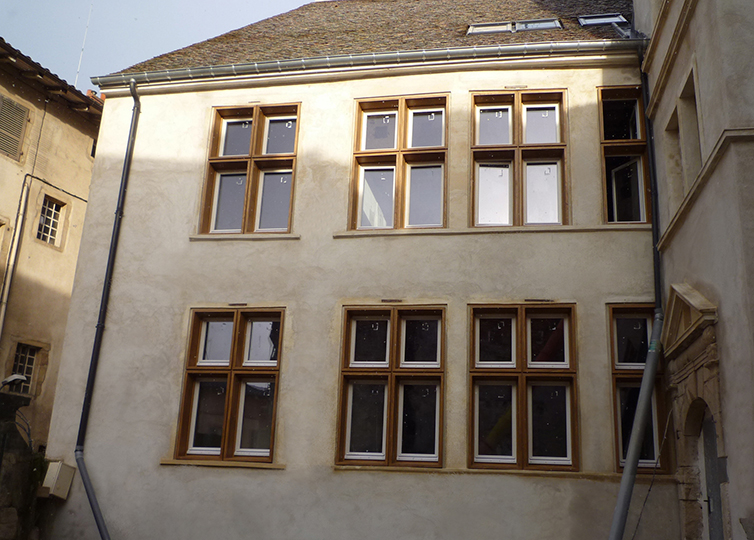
[{"left": 1, "top": 0, "right": 319, "bottom": 94}]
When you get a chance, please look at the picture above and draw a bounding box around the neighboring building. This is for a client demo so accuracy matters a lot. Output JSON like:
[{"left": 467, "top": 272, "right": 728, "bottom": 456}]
[
  {"left": 633, "top": 0, "right": 754, "bottom": 538},
  {"left": 0, "top": 38, "right": 102, "bottom": 450},
  {"left": 44, "top": 1, "right": 685, "bottom": 538}
]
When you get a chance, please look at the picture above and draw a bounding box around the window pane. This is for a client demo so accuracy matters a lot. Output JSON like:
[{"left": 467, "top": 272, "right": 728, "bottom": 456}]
[
  {"left": 192, "top": 380, "right": 227, "bottom": 449},
  {"left": 525, "top": 106, "right": 558, "bottom": 143},
  {"left": 525, "top": 163, "right": 560, "bottom": 224},
  {"left": 478, "top": 317, "right": 514, "bottom": 364},
  {"left": 615, "top": 317, "right": 649, "bottom": 365},
  {"left": 530, "top": 384, "right": 568, "bottom": 459},
  {"left": 266, "top": 118, "right": 296, "bottom": 154},
  {"left": 477, "top": 384, "right": 514, "bottom": 458},
  {"left": 201, "top": 320, "right": 233, "bottom": 364},
  {"left": 213, "top": 173, "right": 246, "bottom": 231},
  {"left": 477, "top": 164, "right": 511, "bottom": 225},
  {"left": 247, "top": 320, "right": 280, "bottom": 363},
  {"left": 401, "top": 384, "right": 437, "bottom": 455},
  {"left": 352, "top": 319, "right": 389, "bottom": 364},
  {"left": 603, "top": 100, "right": 639, "bottom": 140},
  {"left": 407, "top": 166, "right": 443, "bottom": 227},
  {"left": 348, "top": 383, "right": 386, "bottom": 455},
  {"left": 257, "top": 172, "right": 292, "bottom": 231},
  {"left": 403, "top": 319, "right": 439, "bottom": 364},
  {"left": 618, "top": 385, "right": 656, "bottom": 461},
  {"left": 411, "top": 110, "right": 443, "bottom": 148},
  {"left": 478, "top": 108, "right": 510, "bottom": 145},
  {"left": 238, "top": 381, "right": 275, "bottom": 453},
  {"left": 607, "top": 157, "right": 644, "bottom": 222},
  {"left": 529, "top": 318, "right": 566, "bottom": 365},
  {"left": 222, "top": 120, "right": 252, "bottom": 156},
  {"left": 360, "top": 168, "right": 394, "bottom": 228},
  {"left": 364, "top": 113, "right": 397, "bottom": 150}
]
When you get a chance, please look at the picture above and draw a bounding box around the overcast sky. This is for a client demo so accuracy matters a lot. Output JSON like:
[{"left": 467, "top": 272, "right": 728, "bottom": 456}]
[{"left": 1, "top": 0, "right": 317, "bottom": 94}]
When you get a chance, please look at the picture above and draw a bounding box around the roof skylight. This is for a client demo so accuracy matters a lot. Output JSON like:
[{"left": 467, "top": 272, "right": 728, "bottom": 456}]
[
  {"left": 467, "top": 18, "right": 562, "bottom": 35},
  {"left": 577, "top": 13, "right": 628, "bottom": 26}
]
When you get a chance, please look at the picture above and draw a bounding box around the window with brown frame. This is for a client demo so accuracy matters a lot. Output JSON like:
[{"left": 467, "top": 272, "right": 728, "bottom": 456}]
[
  {"left": 0, "top": 95, "right": 29, "bottom": 161},
  {"left": 337, "top": 306, "right": 444, "bottom": 466},
  {"left": 471, "top": 91, "right": 568, "bottom": 227},
  {"left": 199, "top": 104, "right": 299, "bottom": 234},
  {"left": 469, "top": 304, "right": 578, "bottom": 470},
  {"left": 175, "top": 308, "right": 283, "bottom": 462},
  {"left": 599, "top": 87, "right": 650, "bottom": 223},
  {"left": 609, "top": 305, "right": 665, "bottom": 470},
  {"left": 350, "top": 96, "right": 447, "bottom": 230}
]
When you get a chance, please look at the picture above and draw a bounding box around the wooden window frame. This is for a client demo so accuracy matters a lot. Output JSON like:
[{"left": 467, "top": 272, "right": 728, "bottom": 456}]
[
  {"left": 471, "top": 91, "right": 569, "bottom": 227},
  {"left": 609, "top": 304, "right": 667, "bottom": 472},
  {"left": 336, "top": 305, "right": 445, "bottom": 467},
  {"left": 350, "top": 96, "right": 448, "bottom": 230},
  {"left": 199, "top": 104, "right": 300, "bottom": 234},
  {"left": 598, "top": 87, "right": 651, "bottom": 224},
  {"left": 36, "top": 195, "right": 65, "bottom": 247},
  {"left": 468, "top": 304, "right": 578, "bottom": 471},
  {"left": 175, "top": 308, "right": 284, "bottom": 463}
]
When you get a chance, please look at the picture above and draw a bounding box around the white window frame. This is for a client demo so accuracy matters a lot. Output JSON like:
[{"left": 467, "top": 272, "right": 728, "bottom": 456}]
[
  {"left": 404, "top": 163, "right": 444, "bottom": 228},
  {"left": 263, "top": 116, "right": 297, "bottom": 155},
  {"left": 408, "top": 108, "right": 445, "bottom": 149},
  {"left": 526, "top": 314, "right": 570, "bottom": 368},
  {"left": 253, "top": 168, "right": 294, "bottom": 232},
  {"left": 400, "top": 316, "right": 442, "bottom": 368},
  {"left": 527, "top": 382, "right": 572, "bottom": 465},
  {"left": 613, "top": 313, "right": 653, "bottom": 369},
  {"left": 515, "top": 18, "right": 562, "bottom": 31},
  {"left": 475, "top": 162, "right": 513, "bottom": 227},
  {"left": 197, "top": 319, "right": 233, "bottom": 367},
  {"left": 349, "top": 317, "right": 391, "bottom": 368},
  {"left": 475, "top": 314, "right": 516, "bottom": 368},
  {"left": 524, "top": 160, "right": 562, "bottom": 225},
  {"left": 475, "top": 105, "right": 513, "bottom": 146},
  {"left": 234, "top": 379, "right": 275, "bottom": 457},
  {"left": 578, "top": 13, "right": 628, "bottom": 26},
  {"left": 361, "top": 111, "right": 398, "bottom": 151},
  {"left": 396, "top": 380, "right": 440, "bottom": 462},
  {"left": 219, "top": 117, "right": 253, "bottom": 157},
  {"left": 357, "top": 165, "right": 396, "bottom": 230},
  {"left": 616, "top": 382, "right": 660, "bottom": 467},
  {"left": 210, "top": 170, "right": 246, "bottom": 233},
  {"left": 610, "top": 157, "right": 646, "bottom": 223},
  {"left": 187, "top": 378, "right": 226, "bottom": 456},
  {"left": 344, "top": 380, "right": 388, "bottom": 460},
  {"left": 523, "top": 104, "right": 560, "bottom": 144},
  {"left": 243, "top": 319, "right": 280, "bottom": 367},
  {"left": 474, "top": 381, "right": 517, "bottom": 464},
  {"left": 36, "top": 196, "right": 65, "bottom": 247},
  {"left": 466, "top": 21, "right": 513, "bottom": 35}
]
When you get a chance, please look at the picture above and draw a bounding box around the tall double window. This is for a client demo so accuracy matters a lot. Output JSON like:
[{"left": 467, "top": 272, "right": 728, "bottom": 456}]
[
  {"left": 337, "top": 306, "right": 444, "bottom": 466},
  {"left": 351, "top": 96, "right": 447, "bottom": 230},
  {"left": 176, "top": 308, "right": 283, "bottom": 462},
  {"left": 200, "top": 104, "right": 299, "bottom": 234},
  {"left": 469, "top": 304, "right": 577, "bottom": 470},
  {"left": 471, "top": 92, "right": 567, "bottom": 226}
]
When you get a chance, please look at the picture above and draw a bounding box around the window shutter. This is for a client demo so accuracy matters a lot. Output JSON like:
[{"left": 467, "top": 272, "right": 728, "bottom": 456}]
[{"left": 0, "top": 95, "right": 29, "bottom": 160}]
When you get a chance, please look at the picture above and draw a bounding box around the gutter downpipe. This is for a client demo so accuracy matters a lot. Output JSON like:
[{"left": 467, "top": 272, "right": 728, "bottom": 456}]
[
  {"left": 75, "top": 79, "right": 140, "bottom": 540},
  {"left": 607, "top": 55, "right": 665, "bottom": 540},
  {"left": 0, "top": 176, "right": 31, "bottom": 343}
]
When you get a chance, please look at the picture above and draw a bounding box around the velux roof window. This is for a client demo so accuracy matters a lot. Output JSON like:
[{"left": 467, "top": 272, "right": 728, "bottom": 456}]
[
  {"left": 467, "top": 19, "right": 562, "bottom": 35},
  {"left": 577, "top": 13, "right": 628, "bottom": 26}
]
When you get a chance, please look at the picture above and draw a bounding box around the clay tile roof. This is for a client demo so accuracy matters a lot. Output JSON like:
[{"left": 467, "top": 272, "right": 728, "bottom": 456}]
[{"left": 120, "top": 0, "right": 633, "bottom": 74}]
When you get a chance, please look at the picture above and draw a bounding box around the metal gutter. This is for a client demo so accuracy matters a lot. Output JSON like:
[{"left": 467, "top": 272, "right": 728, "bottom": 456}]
[{"left": 92, "top": 39, "right": 647, "bottom": 88}]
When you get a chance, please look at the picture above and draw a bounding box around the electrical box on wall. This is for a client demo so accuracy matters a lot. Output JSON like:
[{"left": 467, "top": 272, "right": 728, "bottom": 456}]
[{"left": 39, "top": 461, "right": 75, "bottom": 500}]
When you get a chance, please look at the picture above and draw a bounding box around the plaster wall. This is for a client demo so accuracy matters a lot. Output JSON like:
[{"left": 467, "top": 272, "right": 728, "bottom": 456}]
[
  {"left": 0, "top": 71, "right": 97, "bottom": 448},
  {"left": 46, "top": 61, "right": 678, "bottom": 539}
]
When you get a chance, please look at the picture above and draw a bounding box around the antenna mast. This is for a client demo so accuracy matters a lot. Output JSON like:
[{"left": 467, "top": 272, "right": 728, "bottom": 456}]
[{"left": 74, "top": 4, "right": 93, "bottom": 89}]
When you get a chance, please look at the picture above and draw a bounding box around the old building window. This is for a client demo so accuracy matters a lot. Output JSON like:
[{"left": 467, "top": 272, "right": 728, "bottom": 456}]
[
  {"left": 0, "top": 95, "right": 29, "bottom": 161},
  {"left": 599, "top": 87, "right": 649, "bottom": 223},
  {"left": 351, "top": 96, "right": 447, "bottom": 230},
  {"left": 337, "top": 306, "right": 444, "bottom": 466},
  {"left": 10, "top": 343, "right": 38, "bottom": 394},
  {"left": 36, "top": 196, "right": 64, "bottom": 246},
  {"left": 200, "top": 104, "right": 299, "bottom": 234},
  {"left": 472, "top": 92, "right": 567, "bottom": 226},
  {"left": 176, "top": 308, "right": 283, "bottom": 462},
  {"left": 469, "top": 304, "right": 577, "bottom": 470}
]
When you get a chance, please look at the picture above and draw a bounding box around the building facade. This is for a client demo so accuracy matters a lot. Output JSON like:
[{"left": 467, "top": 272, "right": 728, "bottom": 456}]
[{"left": 45, "top": 1, "right": 685, "bottom": 538}]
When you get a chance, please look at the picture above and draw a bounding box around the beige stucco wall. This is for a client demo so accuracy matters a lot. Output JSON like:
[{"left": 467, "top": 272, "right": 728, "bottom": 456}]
[
  {"left": 46, "top": 58, "right": 680, "bottom": 539},
  {"left": 0, "top": 69, "right": 98, "bottom": 448}
]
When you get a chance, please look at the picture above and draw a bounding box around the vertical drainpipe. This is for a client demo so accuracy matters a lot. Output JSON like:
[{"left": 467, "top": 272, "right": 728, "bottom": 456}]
[
  {"left": 607, "top": 55, "right": 665, "bottom": 540},
  {"left": 75, "top": 79, "right": 140, "bottom": 540}
]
